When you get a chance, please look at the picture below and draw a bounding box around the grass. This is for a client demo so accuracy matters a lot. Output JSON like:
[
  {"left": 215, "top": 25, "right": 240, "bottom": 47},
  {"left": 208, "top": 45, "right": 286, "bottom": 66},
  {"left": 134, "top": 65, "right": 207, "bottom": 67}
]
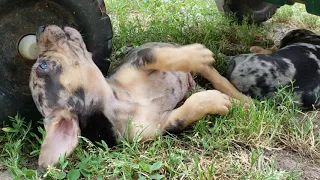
[
  {"left": 271, "top": 3, "right": 320, "bottom": 32},
  {"left": 1, "top": 0, "right": 320, "bottom": 179}
]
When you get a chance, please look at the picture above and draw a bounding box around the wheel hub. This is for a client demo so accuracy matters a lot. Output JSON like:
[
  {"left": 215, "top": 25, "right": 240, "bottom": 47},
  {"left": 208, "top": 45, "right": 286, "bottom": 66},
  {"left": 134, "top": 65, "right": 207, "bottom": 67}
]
[{"left": 18, "top": 34, "right": 40, "bottom": 60}]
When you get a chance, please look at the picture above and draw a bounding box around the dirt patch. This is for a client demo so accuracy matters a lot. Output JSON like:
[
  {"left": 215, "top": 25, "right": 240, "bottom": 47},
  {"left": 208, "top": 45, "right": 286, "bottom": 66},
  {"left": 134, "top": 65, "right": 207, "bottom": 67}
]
[
  {"left": 0, "top": 170, "right": 12, "bottom": 180},
  {"left": 263, "top": 21, "right": 298, "bottom": 48},
  {"left": 296, "top": 110, "right": 320, "bottom": 128},
  {"left": 265, "top": 149, "right": 320, "bottom": 180}
]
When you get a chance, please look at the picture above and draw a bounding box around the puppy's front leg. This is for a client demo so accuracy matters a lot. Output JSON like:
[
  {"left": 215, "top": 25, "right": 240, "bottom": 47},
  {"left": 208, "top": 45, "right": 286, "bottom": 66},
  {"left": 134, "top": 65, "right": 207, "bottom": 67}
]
[
  {"left": 199, "top": 66, "right": 252, "bottom": 106},
  {"left": 161, "top": 90, "right": 231, "bottom": 134},
  {"left": 137, "top": 43, "right": 214, "bottom": 72}
]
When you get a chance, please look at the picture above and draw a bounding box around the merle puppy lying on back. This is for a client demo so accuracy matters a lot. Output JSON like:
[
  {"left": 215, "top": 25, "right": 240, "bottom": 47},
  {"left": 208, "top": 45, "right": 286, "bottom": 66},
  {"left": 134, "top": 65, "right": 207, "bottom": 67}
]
[
  {"left": 29, "top": 25, "right": 252, "bottom": 168},
  {"left": 227, "top": 29, "right": 320, "bottom": 109}
]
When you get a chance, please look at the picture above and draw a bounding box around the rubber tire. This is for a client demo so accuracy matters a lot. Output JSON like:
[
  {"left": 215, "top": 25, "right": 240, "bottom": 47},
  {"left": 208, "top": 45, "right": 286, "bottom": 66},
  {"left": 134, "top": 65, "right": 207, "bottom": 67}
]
[
  {"left": 0, "top": 0, "right": 113, "bottom": 127},
  {"left": 216, "top": 0, "right": 280, "bottom": 24}
]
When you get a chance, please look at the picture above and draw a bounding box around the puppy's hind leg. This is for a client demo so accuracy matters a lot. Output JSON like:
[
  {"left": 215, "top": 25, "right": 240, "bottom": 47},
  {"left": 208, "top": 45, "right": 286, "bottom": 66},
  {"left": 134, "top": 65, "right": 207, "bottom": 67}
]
[
  {"left": 121, "top": 90, "right": 231, "bottom": 141},
  {"left": 161, "top": 90, "right": 232, "bottom": 134}
]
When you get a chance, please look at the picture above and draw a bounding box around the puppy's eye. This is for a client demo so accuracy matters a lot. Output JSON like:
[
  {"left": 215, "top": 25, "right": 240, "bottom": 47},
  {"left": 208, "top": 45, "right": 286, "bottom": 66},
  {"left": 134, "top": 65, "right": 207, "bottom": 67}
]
[{"left": 39, "top": 62, "right": 48, "bottom": 71}]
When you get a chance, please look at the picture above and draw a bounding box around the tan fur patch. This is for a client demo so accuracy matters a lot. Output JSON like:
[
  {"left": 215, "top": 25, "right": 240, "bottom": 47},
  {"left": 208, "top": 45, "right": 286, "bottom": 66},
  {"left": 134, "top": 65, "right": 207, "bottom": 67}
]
[
  {"left": 250, "top": 46, "right": 273, "bottom": 54},
  {"left": 59, "top": 65, "right": 84, "bottom": 93},
  {"left": 145, "top": 44, "right": 214, "bottom": 73}
]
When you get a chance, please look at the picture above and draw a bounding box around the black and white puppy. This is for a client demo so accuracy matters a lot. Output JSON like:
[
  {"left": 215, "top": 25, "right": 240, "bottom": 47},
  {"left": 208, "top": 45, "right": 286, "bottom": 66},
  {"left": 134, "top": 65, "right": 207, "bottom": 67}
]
[{"left": 226, "top": 29, "right": 320, "bottom": 109}]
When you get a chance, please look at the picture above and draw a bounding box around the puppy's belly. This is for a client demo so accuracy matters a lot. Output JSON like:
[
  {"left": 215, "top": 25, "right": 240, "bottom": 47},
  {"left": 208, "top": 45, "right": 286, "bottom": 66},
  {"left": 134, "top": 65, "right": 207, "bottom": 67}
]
[
  {"left": 110, "top": 70, "right": 193, "bottom": 118},
  {"left": 145, "top": 71, "right": 193, "bottom": 112},
  {"left": 110, "top": 71, "right": 195, "bottom": 136}
]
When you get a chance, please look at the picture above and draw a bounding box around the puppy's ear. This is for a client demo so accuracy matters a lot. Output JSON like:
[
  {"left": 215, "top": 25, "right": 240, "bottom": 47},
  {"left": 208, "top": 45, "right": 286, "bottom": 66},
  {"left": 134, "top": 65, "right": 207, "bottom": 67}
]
[
  {"left": 38, "top": 110, "right": 80, "bottom": 169},
  {"left": 225, "top": 56, "right": 234, "bottom": 64}
]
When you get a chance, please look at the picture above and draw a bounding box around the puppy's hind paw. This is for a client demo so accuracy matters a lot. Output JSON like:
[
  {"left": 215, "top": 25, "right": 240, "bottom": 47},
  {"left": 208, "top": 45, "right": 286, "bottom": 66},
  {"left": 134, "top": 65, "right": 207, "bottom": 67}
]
[
  {"left": 250, "top": 46, "right": 273, "bottom": 54},
  {"left": 185, "top": 90, "right": 232, "bottom": 117}
]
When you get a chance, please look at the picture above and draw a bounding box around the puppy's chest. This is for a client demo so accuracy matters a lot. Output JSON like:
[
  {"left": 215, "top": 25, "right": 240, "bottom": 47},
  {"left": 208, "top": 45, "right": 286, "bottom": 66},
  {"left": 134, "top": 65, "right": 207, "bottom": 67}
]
[{"left": 111, "top": 71, "right": 192, "bottom": 113}]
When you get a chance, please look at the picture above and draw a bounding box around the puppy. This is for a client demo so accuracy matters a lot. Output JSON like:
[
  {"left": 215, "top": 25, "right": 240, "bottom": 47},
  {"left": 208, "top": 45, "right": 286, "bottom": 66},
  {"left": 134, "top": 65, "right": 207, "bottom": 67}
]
[
  {"left": 29, "top": 25, "right": 251, "bottom": 168},
  {"left": 226, "top": 29, "right": 320, "bottom": 109}
]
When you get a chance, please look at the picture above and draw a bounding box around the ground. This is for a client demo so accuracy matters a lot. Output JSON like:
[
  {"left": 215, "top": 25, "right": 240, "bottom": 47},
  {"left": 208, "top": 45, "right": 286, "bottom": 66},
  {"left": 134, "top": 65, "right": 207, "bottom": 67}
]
[
  {"left": 266, "top": 150, "right": 320, "bottom": 180},
  {"left": 1, "top": 0, "right": 320, "bottom": 179}
]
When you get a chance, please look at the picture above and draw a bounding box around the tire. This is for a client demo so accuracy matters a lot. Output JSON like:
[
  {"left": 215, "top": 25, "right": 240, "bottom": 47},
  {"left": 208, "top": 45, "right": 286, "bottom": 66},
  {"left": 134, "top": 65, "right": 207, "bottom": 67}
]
[
  {"left": 216, "top": 0, "right": 280, "bottom": 24},
  {"left": 0, "top": 0, "right": 113, "bottom": 127}
]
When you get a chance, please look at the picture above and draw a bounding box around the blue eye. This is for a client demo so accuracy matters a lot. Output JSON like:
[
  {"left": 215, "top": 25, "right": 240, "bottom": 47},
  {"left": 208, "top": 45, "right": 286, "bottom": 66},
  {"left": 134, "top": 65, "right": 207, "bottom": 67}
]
[{"left": 39, "top": 62, "right": 48, "bottom": 71}]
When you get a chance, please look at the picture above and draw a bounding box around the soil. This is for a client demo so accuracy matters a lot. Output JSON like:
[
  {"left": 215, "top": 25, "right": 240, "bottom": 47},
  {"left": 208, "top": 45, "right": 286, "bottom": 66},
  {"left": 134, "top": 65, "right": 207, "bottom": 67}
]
[
  {"left": 0, "top": 166, "right": 11, "bottom": 180},
  {"left": 265, "top": 149, "right": 320, "bottom": 180}
]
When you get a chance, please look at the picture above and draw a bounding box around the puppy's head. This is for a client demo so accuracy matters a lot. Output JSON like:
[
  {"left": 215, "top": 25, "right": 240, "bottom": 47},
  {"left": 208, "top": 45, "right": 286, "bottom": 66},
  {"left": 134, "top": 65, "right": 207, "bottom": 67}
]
[
  {"left": 279, "top": 29, "right": 320, "bottom": 48},
  {"left": 29, "top": 25, "right": 107, "bottom": 168},
  {"left": 225, "top": 54, "right": 251, "bottom": 79}
]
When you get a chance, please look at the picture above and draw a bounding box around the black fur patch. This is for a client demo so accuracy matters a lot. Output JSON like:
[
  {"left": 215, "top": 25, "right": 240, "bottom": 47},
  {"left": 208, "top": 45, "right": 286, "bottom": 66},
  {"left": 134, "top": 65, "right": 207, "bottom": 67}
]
[
  {"left": 279, "top": 29, "right": 319, "bottom": 48},
  {"left": 67, "top": 88, "right": 85, "bottom": 112},
  {"left": 165, "top": 119, "right": 184, "bottom": 134},
  {"left": 112, "top": 89, "right": 118, "bottom": 100},
  {"left": 301, "top": 92, "right": 317, "bottom": 107},
  {"left": 37, "top": 93, "right": 44, "bottom": 107},
  {"left": 43, "top": 63, "right": 64, "bottom": 109},
  {"left": 79, "top": 112, "right": 117, "bottom": 147},
  {"left": 132, "top": 48, "right": 154, "bottom": 67}
]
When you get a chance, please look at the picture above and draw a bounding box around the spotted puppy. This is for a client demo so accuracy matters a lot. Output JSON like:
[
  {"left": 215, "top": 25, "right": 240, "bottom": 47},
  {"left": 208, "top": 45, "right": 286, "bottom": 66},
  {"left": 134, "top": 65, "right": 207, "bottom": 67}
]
[
  {"left": 227, "top": 29, "right": 320, "bottom": 109},
  {"left": 29, "top": 25, "right": 251, "bottom": 168}
]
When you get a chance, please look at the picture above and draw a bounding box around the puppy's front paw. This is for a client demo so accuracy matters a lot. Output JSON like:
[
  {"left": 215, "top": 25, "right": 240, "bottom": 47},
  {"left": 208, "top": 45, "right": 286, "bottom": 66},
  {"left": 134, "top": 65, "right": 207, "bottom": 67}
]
[{"left": 177, "top": 43, "right": 214, "bottom": 72}]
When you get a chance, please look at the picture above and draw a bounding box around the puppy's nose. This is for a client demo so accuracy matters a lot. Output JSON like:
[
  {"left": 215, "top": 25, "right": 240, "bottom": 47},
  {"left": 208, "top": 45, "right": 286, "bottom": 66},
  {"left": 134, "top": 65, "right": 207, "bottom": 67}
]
[{"left": 38, "top": 25, "right": 46, "bottom": 34}]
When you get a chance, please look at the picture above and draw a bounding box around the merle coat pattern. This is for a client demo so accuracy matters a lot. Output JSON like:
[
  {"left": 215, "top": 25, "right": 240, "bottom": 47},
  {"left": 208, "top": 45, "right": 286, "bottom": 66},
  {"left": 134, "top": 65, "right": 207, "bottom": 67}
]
[
  {"left": 29, "top": 25, "right": 251, "bottom": 168},
  {"left": 227, "top": 29, "right": 320, "bottom": 109}
]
